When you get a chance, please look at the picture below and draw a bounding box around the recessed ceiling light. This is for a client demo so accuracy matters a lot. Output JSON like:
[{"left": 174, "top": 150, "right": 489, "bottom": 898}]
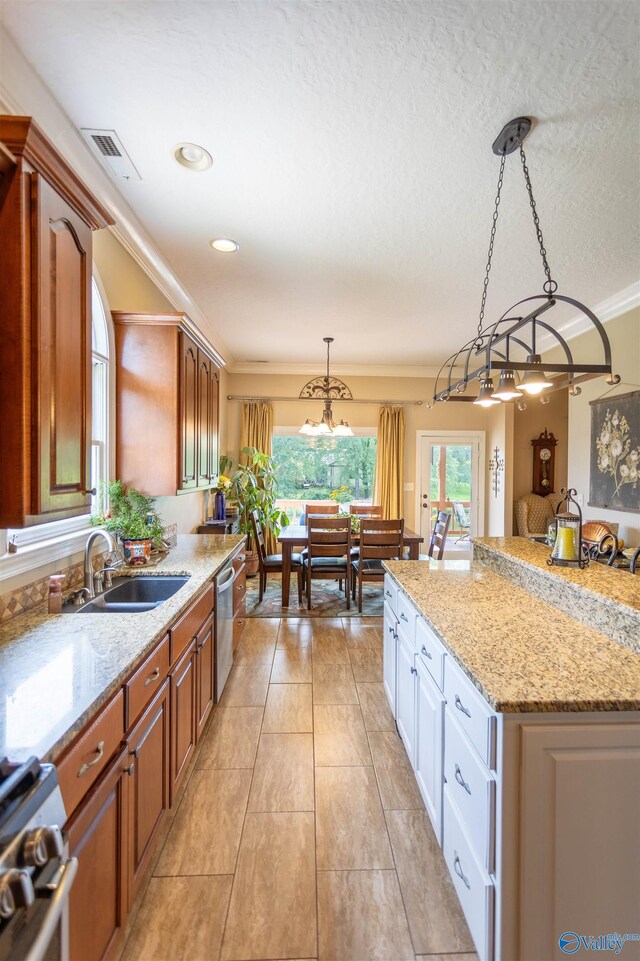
[
  {"left": 210, "top": 238, "right": 240, "bottom": 252},
  {"left": 173, "top": 142, "right": 212, "bottom": 171}
]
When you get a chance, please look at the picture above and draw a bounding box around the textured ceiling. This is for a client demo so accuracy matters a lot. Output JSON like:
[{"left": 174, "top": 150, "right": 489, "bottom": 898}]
[{"left": 1, "top": 1, "right": 638, "bottom": 368}]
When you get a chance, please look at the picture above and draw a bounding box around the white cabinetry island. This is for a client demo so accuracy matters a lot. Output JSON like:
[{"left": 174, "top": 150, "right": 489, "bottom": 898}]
[{"left": 383, "top": 545, "right": 640, "bottom": 961}]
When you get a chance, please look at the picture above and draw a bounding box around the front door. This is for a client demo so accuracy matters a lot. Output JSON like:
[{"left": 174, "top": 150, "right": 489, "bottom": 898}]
[{"left": 418, "top": 435, "right": 482, "bottom": 550}]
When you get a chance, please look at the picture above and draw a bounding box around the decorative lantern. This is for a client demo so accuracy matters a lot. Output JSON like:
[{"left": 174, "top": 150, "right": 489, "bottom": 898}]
[{"left": 548, "top": 488, "right": 588, "bottom": 569}]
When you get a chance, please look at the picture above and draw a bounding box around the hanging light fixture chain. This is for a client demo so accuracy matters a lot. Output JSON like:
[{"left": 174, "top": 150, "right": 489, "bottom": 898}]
[
  {"left": 476, "top": 152, "right": 507, "bottom": 348},
  {"left": 519, "top": 144, "right": 557, "bottom": 295}
]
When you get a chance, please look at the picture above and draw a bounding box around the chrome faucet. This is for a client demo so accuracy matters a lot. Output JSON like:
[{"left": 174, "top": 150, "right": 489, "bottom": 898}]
[{"left": 84, "top": 530, "right": 117, "bottom": 599}]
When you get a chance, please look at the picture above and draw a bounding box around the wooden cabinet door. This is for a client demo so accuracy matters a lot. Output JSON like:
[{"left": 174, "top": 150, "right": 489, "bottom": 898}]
[
  {"left": 170, "top": 640, "right": 197, "bottom": 802},
  {"left": 396, "top": 626, "right": 416, "bottom": 766},
  {"left": 126, "top": 680, "right": 170, "bottom": 905},
  {"left": 209, "top": 365, "right": 219, "bottom": 481},
  {"left": 195, "top": 613, "right": 214, "bottom": 740},
  {"left": 179, "top": 332, "right": 198, "bottom": 490},
  {"left": 197, "top": 350, "right": 212, "bottom": 488},
  {"left": 67, "top": 747, "right": 129, "bottom": 961},
  {"left": 33, "top": 174, "right": 93, "bottom": 520},
  {"left": 415, "top": 655, "right": 445, "bottom": 843}
]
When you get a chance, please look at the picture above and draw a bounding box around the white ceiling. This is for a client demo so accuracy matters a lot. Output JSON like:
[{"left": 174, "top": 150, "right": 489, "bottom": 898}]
[{"left": 1, "top": 1, "right": 639, "bottom": 369}]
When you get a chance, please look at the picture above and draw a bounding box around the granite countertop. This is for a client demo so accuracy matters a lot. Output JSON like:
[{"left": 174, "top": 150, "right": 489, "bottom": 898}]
[
  {"left": 0, "top": 534, "right": 245, "bottom": 764},
  {"left": 383, "top": 559, "right": 640, "bottom": 714},
  {"left": 473, "top": 537, "right": 639, "bottom": 652}
]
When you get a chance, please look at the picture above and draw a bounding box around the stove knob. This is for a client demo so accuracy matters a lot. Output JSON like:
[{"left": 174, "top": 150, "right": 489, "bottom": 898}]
[
  {"left": 0, "top": 869, "right": 35, "bottom": 919},
  {"left": 22, "top": 825, "right": 64, "bottom": 868}
]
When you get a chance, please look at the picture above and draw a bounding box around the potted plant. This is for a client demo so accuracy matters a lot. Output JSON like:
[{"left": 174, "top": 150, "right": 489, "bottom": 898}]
[
  {"left": 92, "top": 480, "right": 166, "bottom": 566},
  {"left": 220, "top": 448, "right": 289, "bottom": 577}
]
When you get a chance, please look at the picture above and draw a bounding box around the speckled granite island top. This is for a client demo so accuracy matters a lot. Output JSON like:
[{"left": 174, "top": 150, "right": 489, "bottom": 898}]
[
  {"left": 383, "top": 559, "right": 640, "bottom": 713},
  {"left": 0, "top": 534, "right": 244, "bottom": 764},
  {"left": 473, "top": 536, "right": 639, "bottom": 652}
]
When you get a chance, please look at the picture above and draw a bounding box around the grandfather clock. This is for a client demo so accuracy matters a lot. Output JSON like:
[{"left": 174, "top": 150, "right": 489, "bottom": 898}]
[{"left": 531, "top": 429, "right": 557, "bottom": 495}]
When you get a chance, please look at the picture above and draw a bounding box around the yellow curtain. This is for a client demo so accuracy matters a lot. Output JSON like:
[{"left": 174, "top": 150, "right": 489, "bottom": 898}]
[
  {"left": 239, "top": 401, "right": 273, "bottom": 460},
  {"left": 239, "top": 401, "right": 276, "bottom": 552},
  {"left": 373, "top": 405, "right": 405, "bottom": 519}
]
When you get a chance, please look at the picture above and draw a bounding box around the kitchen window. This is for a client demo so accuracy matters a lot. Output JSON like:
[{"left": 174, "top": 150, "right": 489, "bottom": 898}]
[{"left": 0, "top": 277, "right": 112, "bottom": 571}]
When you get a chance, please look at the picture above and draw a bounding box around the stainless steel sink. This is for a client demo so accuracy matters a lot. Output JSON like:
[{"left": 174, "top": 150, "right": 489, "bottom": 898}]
[{"left": 63, "top": 575, "right": 190, "bottom": 614}]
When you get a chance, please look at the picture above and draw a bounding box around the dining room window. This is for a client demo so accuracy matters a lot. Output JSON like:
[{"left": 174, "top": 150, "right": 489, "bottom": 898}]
[{"left": 272, "top": 431, "right": 377, "bottom": 523}]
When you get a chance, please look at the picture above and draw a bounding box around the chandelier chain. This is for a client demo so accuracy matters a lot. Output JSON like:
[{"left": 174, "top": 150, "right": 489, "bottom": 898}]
[
  {"left": 519, "top": 144, "right": 557, "bottom": 295},
  {"left": 476, "top": 152, "right": 507, "bottom": 347}
]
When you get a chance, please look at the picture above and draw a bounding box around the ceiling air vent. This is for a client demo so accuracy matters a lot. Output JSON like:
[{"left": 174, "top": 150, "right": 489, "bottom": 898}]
[{"left": 81, "top": 128, "right": 141, "bottom": 181}]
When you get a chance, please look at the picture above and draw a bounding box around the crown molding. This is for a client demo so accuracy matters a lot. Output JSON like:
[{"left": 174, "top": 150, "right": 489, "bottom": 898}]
[
  {"left": 0, "top": 26, "right": 232, "bottom": 366},
  {"left": 227, "top": 361, "right": 446, "bottom": 378},
  {"left": 537, "top": 281, "right": 640, "bottom": 351}
]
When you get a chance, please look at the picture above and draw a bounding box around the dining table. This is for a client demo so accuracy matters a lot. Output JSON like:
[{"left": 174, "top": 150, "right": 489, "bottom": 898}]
[{"left": 277, "top": 523, "right": 425, "bottom": 606}]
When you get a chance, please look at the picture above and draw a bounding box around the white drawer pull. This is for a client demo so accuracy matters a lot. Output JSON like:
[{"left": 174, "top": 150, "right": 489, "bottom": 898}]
[
  {"left": 454, "top": 763, "right": 472, "bottom": 795},
  {"left": 454, "top": 694, "right": 471, "bottom": 718},
  {"left": 421, "top": 645, "right": 433, "bottom": 660},
  {"left": 453, "top": 851, "right": 471, "bottom": 889},
  {"left": 400, "top": 612, "right": 408, "bottom": 622}
]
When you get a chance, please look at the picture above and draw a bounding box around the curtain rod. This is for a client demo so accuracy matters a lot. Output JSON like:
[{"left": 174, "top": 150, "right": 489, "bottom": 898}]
[{"left": 226, "top": 394, "right": 424, "bottom": 406}]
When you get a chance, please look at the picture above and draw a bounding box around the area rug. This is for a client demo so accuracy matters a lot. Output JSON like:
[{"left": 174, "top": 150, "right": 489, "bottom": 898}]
[{"left": 245, "top": 573, "right": 384, "bottom": 617}]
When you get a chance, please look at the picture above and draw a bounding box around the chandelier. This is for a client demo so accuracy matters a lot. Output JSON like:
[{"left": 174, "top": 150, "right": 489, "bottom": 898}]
[
  {"left": 432, "top": 117, "right": 620, "bottom": 407},
  {"left": 299, "top": 337, "right": 354, "bottom": 436}
]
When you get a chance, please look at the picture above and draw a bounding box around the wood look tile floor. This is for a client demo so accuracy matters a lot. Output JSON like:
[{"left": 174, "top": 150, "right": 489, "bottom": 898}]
[{"left": 121, "top": 616, "right": 477, "bottom": 961}]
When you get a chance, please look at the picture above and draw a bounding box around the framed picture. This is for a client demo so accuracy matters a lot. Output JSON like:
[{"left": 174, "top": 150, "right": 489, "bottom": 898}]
[{"left": 589, "top": 390, "right": 640, "bottom": 513}]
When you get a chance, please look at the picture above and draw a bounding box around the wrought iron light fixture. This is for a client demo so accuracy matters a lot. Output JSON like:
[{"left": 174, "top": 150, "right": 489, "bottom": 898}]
[
  {"left": 299, "top": 338, "right": 354, "bottom": 436},
  {"left": 433, "top": 117, "right": 619, "bottom": 407}
]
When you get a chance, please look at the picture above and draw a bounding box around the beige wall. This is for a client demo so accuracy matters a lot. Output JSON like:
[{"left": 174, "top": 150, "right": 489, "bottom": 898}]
[
  {"left": 566, "top": 307, "right": 640, "bottom": 546},
  {"left": 512, "top": 388, "right": 569, "bottom": 508},
  {"left": 225, "top": 371, "right": 513, "bottom": 536},
  {"left": 93, "top": 230, "right": 175, "bottom": 313}
]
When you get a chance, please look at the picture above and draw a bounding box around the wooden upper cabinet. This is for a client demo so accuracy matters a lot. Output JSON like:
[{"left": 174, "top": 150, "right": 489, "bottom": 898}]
[
  {"left": 0, "top": 116, "right": 113, "bottom": 527},
  {"left": 113, "top": 313, "right": 221, "bottom": 496}
]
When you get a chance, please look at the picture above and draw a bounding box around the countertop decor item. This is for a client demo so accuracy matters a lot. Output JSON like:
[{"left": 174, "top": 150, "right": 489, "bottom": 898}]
[
  {"left": 549, "top": 488, "right": 588, "bottom": 569},
  {"left": 430, "top": 117, "right": 620, "bottom": 408},
  {"left": 299, "top": 337, "right": 354, "bottom": 436},
  {"left": 92, "top": 480, "right": 166, "bottom": 566}
]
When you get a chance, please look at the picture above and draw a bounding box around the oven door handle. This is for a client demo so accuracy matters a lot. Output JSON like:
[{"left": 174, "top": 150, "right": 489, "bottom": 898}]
[{"left": 25, "top": 857, "right": 78, "bottom": 961}]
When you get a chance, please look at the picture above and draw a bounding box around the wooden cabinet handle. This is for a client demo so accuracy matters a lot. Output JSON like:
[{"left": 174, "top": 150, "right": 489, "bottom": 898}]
[{"left": 77, "top": 741, "right": 104, "bottom": 777}]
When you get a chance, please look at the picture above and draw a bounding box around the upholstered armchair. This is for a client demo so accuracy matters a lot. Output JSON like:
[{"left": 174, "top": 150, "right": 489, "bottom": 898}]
[{"left": 514, "top": 493, "right": 562, "bottom": 538}]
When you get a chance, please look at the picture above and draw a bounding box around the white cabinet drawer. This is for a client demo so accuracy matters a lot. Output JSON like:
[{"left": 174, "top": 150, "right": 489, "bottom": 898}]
[
  {"left": 396, "top": 626, "right": 417, "bottom": 766},
  {"left": 383, "top": 601, "right": 398, "bottom": 717},
  {"left": 383, "top": 575, "right": 397, "bottom": 614},
  {"left": 416, "top": 616, "right": 445, "bottom": 691},
  {"left": 396, "top": 590, "right": 416, "bottom": 645},
  {"left": 415, "top": 655, "right": 445, "bottom": 843},
  {"left": 443, "top": 789, "right": 494, "bottom": 961},
  {"left": 444, "top": 655, "right": 497, "bottom": 771},
  {"left": 444, "top": 706, "right": 496, "bottom": 873}
]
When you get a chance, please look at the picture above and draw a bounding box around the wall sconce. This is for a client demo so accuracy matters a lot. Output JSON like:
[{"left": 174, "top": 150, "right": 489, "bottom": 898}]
[{"left": 488, "top": 446, "right": 504, "bottom": 497}]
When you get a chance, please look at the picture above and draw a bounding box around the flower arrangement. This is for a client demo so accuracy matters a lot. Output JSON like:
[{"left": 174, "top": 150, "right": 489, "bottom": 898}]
[
  {"left": 329, "top": 485, "right": 353, "bottom": 504},
  {"left": 596, "top": 409, "right": 640, "bottom": 497},
  {"left": 214, "top": 474, "right": 233, "bottom": 492}
]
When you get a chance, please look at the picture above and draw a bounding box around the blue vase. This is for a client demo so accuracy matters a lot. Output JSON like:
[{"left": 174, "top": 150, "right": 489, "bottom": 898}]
[{"left": 214, "top": 491, "right": 226, "bottom": 520}]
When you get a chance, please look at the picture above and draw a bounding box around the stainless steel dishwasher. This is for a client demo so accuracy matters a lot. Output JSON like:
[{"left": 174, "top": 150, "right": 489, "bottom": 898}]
[{"left": 215, "top": 563, "right": 236, "bottom": 699}]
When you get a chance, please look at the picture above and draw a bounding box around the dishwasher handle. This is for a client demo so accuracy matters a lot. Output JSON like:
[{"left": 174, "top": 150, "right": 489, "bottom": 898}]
[{"left": 217, "top": 565, "right": 235, "bottom": 593}]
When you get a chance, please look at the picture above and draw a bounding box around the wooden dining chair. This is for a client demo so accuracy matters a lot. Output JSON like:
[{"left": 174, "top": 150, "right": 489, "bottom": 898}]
[
  {"left": 428, "top": 510, "right": 451, "bottom": 560},
  {"left": 350, "top": 504, "right": 383, "bottom": 517},
  {"left": 303, "top": 515, "right": 352, "bottom": 610},
  {"left": 250, "top": 510, "right": 304, "bottom": 603},
  {"left": 351, "top": 518, "right": 404, "bottom": 612},
  {"left": 302, "top": 501, "right": 339, "bottom": 524}
]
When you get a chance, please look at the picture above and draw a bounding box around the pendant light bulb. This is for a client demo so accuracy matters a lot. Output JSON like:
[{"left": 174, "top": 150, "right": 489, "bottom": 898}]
[
  {"left": 492, "top": 368, "right": 523, "bottom": 401},
  {"left": 519, "top": 354, "right": 552, "bottom": 395},
  {"left": 473, "top": 377, "right": 501, "bottom": 407},
  {"left": 299, "top": 419, "right": 316, "bottom": 435}
]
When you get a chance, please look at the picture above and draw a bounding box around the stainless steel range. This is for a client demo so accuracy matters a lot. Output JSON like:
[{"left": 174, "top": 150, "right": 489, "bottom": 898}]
[{"left": 0, "top": 757, "right": 76, "bottom": 961}]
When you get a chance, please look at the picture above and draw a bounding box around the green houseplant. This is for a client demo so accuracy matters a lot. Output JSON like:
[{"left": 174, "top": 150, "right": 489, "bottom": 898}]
[
  {"left": 220, "top": 447, "right": 289, "bottom": 576},
  {"left": 92, "top": 480, "right": 165, "bottom": 566}
]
